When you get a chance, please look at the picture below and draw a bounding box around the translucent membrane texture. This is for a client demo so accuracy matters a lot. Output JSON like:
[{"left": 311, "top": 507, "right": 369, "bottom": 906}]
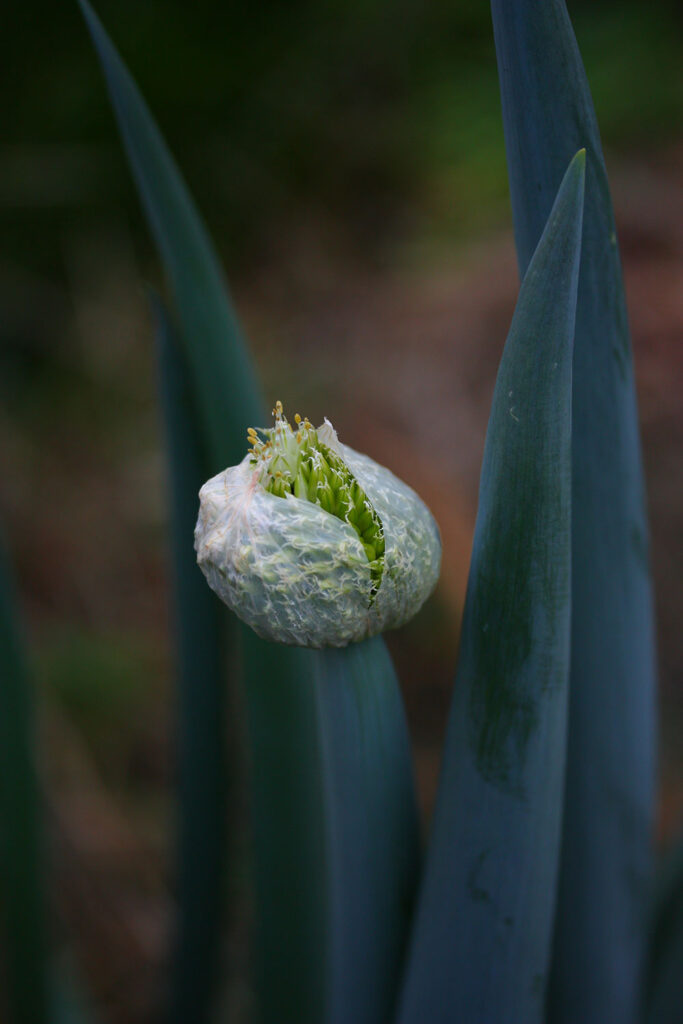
[{"left": 195, "top": 426, "right": 441, "bottom": 648}]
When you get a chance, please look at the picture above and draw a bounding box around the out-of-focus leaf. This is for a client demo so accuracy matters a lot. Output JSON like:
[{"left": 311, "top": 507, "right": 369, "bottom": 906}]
[
  {"left": 153, "top": 296, "right": 226, "bottom": 1023},
  {"left": 79, "top": 6, "right": 421, "bottom": 1020},
  {"left": 0, "top": 538, "right": 47, "bottom": 1023},
  {"left": 490, "top": 4, "right": 656, "bottom": 1021},
  {"left": 49, "top": 966, "right": 96, "bottom": 1024},
  {"left": 76, "top": 0, "right": 261, "bottom": 473},
  {"left": 642, "top": 834, "right": 683, "bottom": 1024},
  {"left": 397, "top": 151, "right": 585, "bottom": 1024}
]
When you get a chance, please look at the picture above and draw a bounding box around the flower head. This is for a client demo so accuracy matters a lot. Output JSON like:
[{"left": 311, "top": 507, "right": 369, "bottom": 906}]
[{"left": 195, "top": 402, "right": 441, "bottom": 648}]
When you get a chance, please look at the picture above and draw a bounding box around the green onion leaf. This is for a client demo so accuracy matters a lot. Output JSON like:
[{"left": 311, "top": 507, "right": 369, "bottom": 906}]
[
  {"left": 77, "top": 0, "right": 261, "bottom": 472},
  {"left": 79, "top": 5, "right": 421, "bottom": 1019},
  {"left": 397, "top": 151, "right": 585, "bottom": 1024},
  {"left": 491, "top": 4, "right": 656, "bottom": 1020}
]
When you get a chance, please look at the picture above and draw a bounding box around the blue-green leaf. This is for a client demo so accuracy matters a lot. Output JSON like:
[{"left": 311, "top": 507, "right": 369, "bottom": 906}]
[
  {"left": 0, "top": 537, "right": 48, "bottom": 1023},
  {"left": 152, "top": 296, "right": 226, "bottom": 1023},
  {"left": 313, "top": 640, "right": 419, "bottom": 1024},
  {"left": 244, "top": 636, "right": 420, "bottom": 1024},
  {"left": 240, "top": 637, "right": 328, "bottom": 1022},
  {"left": 79, "top": 5, "right": 420, "bottom": 1020},
  {"left": 397, "top": 151, "right": 585, "bottom": 1024},
  {"left": 491, "top": 5, "right": 656, "bottom": 1021},
  {"left": 76, "top": 0, "right": 261, "bottom": 473}
]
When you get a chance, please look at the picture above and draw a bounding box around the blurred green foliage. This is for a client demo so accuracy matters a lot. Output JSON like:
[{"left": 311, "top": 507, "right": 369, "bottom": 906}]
[
  {"left": 2, "top": 0, "right": 681, "bottom": 270},
  {"left": 0, "top": 5, "right": 680, "bottom": 1018},
  {"left": 2, "top": 0, "right": 681, "bottom": 787},
  {"left": 36, "top": 626, "right": 162, "bottom": 787}
]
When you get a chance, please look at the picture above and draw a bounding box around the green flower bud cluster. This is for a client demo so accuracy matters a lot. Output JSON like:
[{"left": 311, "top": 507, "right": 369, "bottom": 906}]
[
  {"left": 248, "top": 402, "right": 385, "bottom": 598},
  {"left": 195, "top": 403, "right": 441, "bottom": 648}
]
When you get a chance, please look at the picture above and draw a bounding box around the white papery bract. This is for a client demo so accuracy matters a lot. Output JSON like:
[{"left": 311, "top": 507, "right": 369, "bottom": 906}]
[{"left": 194, "top": 406, "right": 441, "bottom": 648}]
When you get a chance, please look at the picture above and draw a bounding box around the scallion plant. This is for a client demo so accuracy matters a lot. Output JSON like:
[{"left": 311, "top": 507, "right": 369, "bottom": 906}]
[{"left": 2, "top": 2, "right": 677, "bottom": 1023}]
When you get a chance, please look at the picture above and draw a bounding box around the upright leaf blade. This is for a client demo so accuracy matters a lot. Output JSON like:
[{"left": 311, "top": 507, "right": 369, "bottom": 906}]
[
  {"left": 77, "top": 0, "right": 262, "bottom": 472},
  {"left": 491, "top": 5, "right": 656, "bottom": 1021},
  {"left": 0, "top": 538, "right": 47, "bottom": 1024},
  {"left": 243, "top": 636, "right": 420, "bottom": 1024},
  {"left": 240, "top": 638, "right": 328, "bottom": 1023},
  {"left": 79, "top": 6, "right": 421, "bottom": 1020},
  {"left": 313, "top": 639, "right": 419, "bottom": 1024},
  {"left": 397, "top": 152, "right": 585, "bottom": 1024},
  {"left": 153, "top": 297, "right": 226, "bottom": 1023}
]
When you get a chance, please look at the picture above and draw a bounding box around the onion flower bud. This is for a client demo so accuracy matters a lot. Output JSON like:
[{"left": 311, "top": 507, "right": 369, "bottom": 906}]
[{"left": 194, "top": 402, "right": 441, "bottom": 648}]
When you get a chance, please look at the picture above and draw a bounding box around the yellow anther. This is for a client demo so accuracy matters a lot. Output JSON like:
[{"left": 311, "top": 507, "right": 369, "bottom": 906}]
[
  {"left": 294, "top": 413, "right": 301, "bottom": 424},
  {"left": 296, "top": 432, "right": 302, "bottom": 443},
  {"left": 275, "top": 400, "right": 283, "bottom": 414}
]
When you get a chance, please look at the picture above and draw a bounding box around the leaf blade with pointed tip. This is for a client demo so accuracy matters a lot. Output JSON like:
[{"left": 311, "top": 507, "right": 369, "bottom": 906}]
[
  {"left": 78, "top": 5, "right": 421, "bottom": 1020},
  {"left": 397, "top": 151, "right": 585, "bottom": 1024},
  {"left": 490, "top": 4, "right": 656, "bottom": 1021},
  {"left": 77, "top": 0, "right": 262, "bottom": 473}
]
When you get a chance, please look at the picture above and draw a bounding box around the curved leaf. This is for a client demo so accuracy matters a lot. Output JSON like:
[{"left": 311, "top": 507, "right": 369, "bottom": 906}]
[
  {"left": 397, "top": 152, "right": 585, "bottom": 1024},
  {"left": 77, "top": 0, "right": 262, "bottom": 473},
  {"left": 490, "top": 4, "right": 656, "bottom": 1021},
  {"left": 79, "top": 5, "right": 420, "bottom": 1020}
]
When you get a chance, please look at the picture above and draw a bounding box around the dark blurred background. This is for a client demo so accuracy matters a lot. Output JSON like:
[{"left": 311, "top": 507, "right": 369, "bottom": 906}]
[{"left": 1, "top": 1, "right": 682, "bottom": 1019}]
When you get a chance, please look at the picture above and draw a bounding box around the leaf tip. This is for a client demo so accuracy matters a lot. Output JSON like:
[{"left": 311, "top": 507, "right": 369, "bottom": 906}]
[
  {"left": 563, "top": 148, "right": 586, "bottom": 209},
  {"left": 75, "top": 0, "right": 104, "bottom": 58},
  {"left": 567, "top": 147, "right": 586, "bottom": 180},
  {"left": 75, "top": 0, "right": 92, "bottom": 23}
]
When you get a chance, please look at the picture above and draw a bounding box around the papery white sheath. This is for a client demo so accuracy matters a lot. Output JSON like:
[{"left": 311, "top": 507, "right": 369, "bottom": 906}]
[{"left": 195, "top": 402, "right": 441, "bottom": 648}]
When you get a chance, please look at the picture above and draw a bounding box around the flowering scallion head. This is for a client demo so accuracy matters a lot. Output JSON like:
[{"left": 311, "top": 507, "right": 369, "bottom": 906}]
[
  {"left": 248, "top": 401, "right": 385, "bottom": 599},
  {"left": 195, "top": 402, "right": 441, "bottom": 648}
]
